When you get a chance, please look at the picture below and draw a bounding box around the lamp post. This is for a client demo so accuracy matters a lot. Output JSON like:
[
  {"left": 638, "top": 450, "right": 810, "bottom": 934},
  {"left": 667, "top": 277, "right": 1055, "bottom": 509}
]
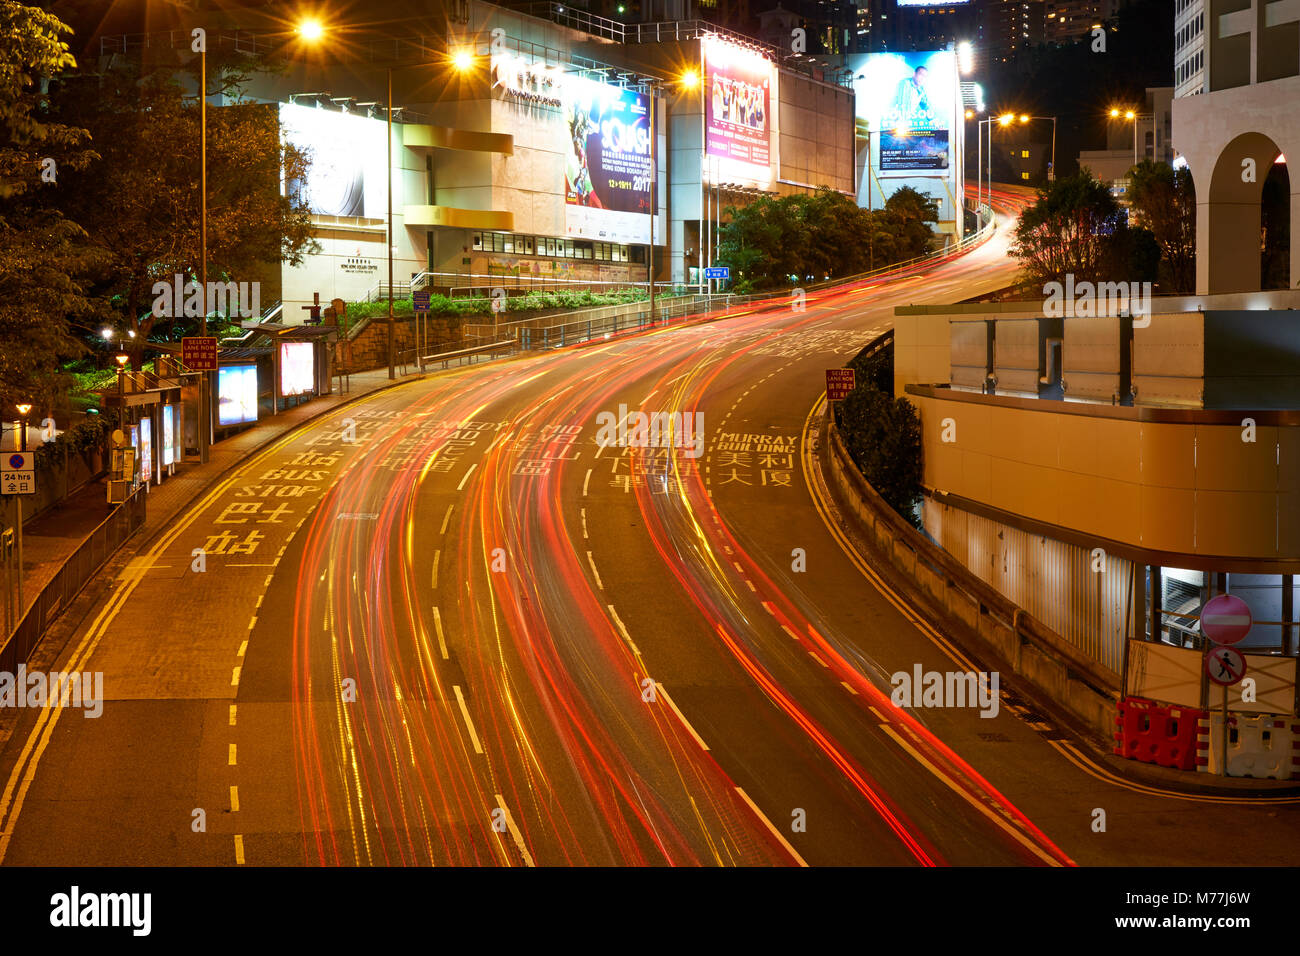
[
  {"left": 1110, "top": 107, "right": 1139, "bottom": 167},
  {"left": 14, "top": 404, "right": 31, "bottom": 453}
]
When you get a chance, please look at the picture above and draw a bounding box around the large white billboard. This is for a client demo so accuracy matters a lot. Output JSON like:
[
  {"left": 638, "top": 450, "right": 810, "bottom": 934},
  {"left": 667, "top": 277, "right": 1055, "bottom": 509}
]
[{"left": 281, "top": 102, "right": 392, "bottom": 218}]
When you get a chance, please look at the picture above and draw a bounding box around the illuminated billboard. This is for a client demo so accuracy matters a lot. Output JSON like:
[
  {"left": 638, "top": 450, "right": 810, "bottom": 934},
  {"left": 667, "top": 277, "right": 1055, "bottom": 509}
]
[
  {"left": 705, "top": 38, "right": 774, "bottom": 171},
  {"left": 563, "top": 77, "right": 653, "bottom": 244},
  {"left": 280, "top": 103, "right": 391, "bottom": 218},
  {"left": 852, "top": 51, "right": 955, "bottom": 173},
  {"left": 140, "top": 417, "right": 152, "bottom": 485},
  {"left": 218, "top": 365, "right": 259, "bottom": 426},
  {"left": 162, "top": 405, "right": 175, "bottom": 467},
  {"left": 280, "top": 342, "right": 315, "bottom": 397}
]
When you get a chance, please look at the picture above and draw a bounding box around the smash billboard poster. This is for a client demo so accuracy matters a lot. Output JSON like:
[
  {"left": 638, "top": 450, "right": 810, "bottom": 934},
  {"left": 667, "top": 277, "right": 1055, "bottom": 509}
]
[
  {"left": 563, "top": 77, "right": 653, "bottom": 244},
  {"left": 705, "top": 38, "right": 774, "bottom": 170}
]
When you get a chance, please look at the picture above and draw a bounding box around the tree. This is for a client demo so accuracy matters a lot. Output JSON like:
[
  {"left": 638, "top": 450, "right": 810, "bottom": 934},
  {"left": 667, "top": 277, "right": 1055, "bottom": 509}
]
[
  {"left": 1010, "top": 171, "right": 1127, "bottom": 288},
  {"left": 879, "top": 186, "right": 939, "bottom": 263},
  {"left": 0, "top": 1, "right": 98, "bottom": 415},
  {"left": 51, "top": 58, "right": 317, "bottom": 367},
  {"left": 837, "top": 372, "right": 924, "bottom": 528},
  {"left": 1127, "top": 159, "right": 1195, "bottom": 293}
]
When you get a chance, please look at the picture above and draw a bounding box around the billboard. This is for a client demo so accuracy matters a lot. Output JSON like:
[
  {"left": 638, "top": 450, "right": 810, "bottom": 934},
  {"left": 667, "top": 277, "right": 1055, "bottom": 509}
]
[
  {"left": 218, "top": 365, "right": 259, "bottom": 426},
  {"left": 280, "top": 103, "right": 391, "bottom": 218},
  {"left": 563, "top": 77, "right": 653, "bottom": 244},
  {"left": 280, "top": 342, "right": 315, "bottom": 397},
  {"left": 705, "top": 37, "right": 774, "bottom": 171},
  {"left": 140, "top": 417, "right": 152, "bottom": 485},
  {"left": 852, "top": 51, "right": 955, "bottom": 173},
  {"left": 162, "top": 405, "right": 175, "bottom": 467}
]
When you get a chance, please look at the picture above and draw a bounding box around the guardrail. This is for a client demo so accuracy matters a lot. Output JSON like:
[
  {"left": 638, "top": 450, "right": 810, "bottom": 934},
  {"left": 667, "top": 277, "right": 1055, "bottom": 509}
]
[{"left": 0, "top": 486, "right": 148, "bottom": 674}]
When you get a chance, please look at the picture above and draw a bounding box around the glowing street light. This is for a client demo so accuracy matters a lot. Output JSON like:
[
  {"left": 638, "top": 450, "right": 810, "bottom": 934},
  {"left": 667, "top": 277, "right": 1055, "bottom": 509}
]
[
  {"left": 680, "top": 68, "right": 699, "bottom": 90},
  {"left": 297, "top": 19, "right": 324, "bottom": 41},
  {"left": 451, "top": 48, "right": 476, "bottom": 71}
]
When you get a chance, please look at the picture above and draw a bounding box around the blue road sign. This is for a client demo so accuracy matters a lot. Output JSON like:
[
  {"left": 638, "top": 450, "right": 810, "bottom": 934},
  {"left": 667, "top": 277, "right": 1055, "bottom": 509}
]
[
  {"left": 413, "top": 291, "right": 431, "bottom": 312},
  {"left": 704, "top": 266, "right": 730, "bottom": 280}
]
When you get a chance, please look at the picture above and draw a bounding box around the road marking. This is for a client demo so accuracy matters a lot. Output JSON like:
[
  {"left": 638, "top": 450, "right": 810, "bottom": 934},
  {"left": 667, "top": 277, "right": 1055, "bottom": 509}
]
[
  {"left": 744, "top": 580, "right": 756, "bottom": 592},
  {"left": 453, "top": 685, "right": 484, "bottom": 755},
  {"left": 431, "top": 550, "right": 440, "bottom": 589},
  {"left": 237, "top": 641, "right": 247, "bottom": 658},
  {"left": 808, "top": 651, "right": 829, "bottom": 668},
  {"left": 255, "top": 595, "right": 263, "bottom": 609},
  {"left": 761, "top": 601, "right": 776, "bottom": 615},
  {"left": 581, "top": 508, "right": 588, "bottom": 539},
  {"left": 879, "top": 723, "right": 1063, "bottom": 866},
  {"left": 869, "top": 706, "right": 887, "bottom": 721},
  {"left": 440, "top": 505, "right": 454, "bottom": 535},
  {"left": 586, "top": 551, "right": 604, "bottom": 590},
  {"left": 229, "top": 786, "right": 240, "bottom": 812},
  {"left": 734, "top": 787, "right": 808, "bottom": 867},
  {"left": 231, "top": 666, "right": 241, "bottom": 687},
  {"left": 234, "top": 835, "right": 245, "bottom": 865},
  {"left": 247, "top": 617, "right": 257, "bottom": 630},
  {"left": 840, "top": 681, "right": 859, "bottom": 695},
  {"left": 432, "top": 607, "right": 449, "bottom": 660},
  {"left": 607, "top": 605, "right": 642, "bottom": 657},
  {"left": 780, "top": 624, "right": 801, "bottom": 641},
  {"left": 493, "top": 797, "right": 536, "bottom": 867},
  {"left": 229, "top": 705, "right": 237, "bottom": 726},
  {"left": 228, "top": 744, "right": 237, "bottom": 766},
  {"left": 583, "top": 468, "right": 592, "bottom": 496},
  {"left": 456, "top": 463, "right": 478, "bottom": 491},
  {"left": 655, "top": 683, "right": 709, "bottom": 751}
]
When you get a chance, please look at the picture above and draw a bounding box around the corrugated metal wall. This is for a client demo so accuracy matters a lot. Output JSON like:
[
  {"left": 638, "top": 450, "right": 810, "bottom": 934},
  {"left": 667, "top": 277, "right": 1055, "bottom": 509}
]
[{"left": 924, "top": 499, "right": 1130, "bottom": 674}]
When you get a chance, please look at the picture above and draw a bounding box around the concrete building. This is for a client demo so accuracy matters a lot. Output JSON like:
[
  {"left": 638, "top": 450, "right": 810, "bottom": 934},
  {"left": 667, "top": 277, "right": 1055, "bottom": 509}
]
[
  {"left": 885, "top": 0, "right": 1300, "bottom": 776},
  {"left": 1044, "top": 0, "right": 1118, "bottom": 43},
  {"left": 108, "top": 1, "right": 855, "bottom": 321},
  {"left": 1078, "top": 86, "right": 1174, "bottom": 195},
  {"left": 979, "top": 0, "right": 1047, "bottom": 64},
  {"left": 1174, "top": 0, "right": 1207, "bottom": 97}
]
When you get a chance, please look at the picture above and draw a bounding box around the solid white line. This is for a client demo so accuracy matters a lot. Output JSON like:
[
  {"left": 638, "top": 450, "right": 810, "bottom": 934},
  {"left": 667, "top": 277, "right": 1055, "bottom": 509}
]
[
  {"left": 734, "top": 787, "right": 808, "bottom": 867},
  {"left": 440, "top": 505, "right": 454, "bottom": 535},
  {"left": 655, "top": 683, "right": 709, "bottom": 751},
  {"left": 456, "top": 462, "right": 478, "bottom": 491},
  {"left": 586, "top": 551, "right": 604, "bottom": 590},
  {"left": 432, "top": 607, "right": 449, "bottom": 659},
  {"left": 453, "top": 685, "right": 484, "bottom": 754},
  {"left": 493, "top": 797, "right": 536, "bottom": 867},
  {"left": 607, "top": 604, "right": 641, "bottom": 657},
  {"left": 879, "top": 723, "right": 1062, "bottom": 866}
]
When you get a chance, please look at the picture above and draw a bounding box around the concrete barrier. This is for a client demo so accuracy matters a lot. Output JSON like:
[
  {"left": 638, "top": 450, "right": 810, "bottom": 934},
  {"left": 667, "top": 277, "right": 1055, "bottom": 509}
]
[{"left": 823, "top": 418, "right": 1118, "bottom": 742}]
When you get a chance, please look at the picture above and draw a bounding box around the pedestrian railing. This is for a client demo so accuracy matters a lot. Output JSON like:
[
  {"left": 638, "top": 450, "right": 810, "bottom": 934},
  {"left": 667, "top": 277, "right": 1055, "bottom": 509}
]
[{"left": 0, "top": 486, "right": 148, "bottom": 674}]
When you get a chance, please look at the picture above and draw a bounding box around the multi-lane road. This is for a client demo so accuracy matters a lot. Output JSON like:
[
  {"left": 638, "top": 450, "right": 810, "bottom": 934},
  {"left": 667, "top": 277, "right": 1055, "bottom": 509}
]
[{"left": 3, "top": 189, "right": 1299, "bottom": 867}]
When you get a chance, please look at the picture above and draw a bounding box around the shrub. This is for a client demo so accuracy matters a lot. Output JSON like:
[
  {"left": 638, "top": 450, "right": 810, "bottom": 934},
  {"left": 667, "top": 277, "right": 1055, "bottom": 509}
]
[{"left": 836, "top": 371, "right": 923, "bottom": 529}]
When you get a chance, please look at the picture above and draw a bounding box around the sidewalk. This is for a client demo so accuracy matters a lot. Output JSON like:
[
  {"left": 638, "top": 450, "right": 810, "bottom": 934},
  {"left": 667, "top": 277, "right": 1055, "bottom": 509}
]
[{"left": 19, "top": 365, "right": 421, "bottom": 600}]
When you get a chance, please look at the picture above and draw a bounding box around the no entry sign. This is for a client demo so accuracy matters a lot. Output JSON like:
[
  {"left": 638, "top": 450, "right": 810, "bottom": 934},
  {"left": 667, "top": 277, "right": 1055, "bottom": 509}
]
[
  {"left": 1200, "top": 593, "right": 1252, "bottom": 645},
  {"left": 1205, "top": 646, "right": 1247, "bottom": 687}
]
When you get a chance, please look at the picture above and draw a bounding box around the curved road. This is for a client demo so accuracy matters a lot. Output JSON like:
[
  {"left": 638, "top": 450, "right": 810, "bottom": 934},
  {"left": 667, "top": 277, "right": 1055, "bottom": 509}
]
[{"left": 3, "top": 188, "right": 1298, "bottom": 866}]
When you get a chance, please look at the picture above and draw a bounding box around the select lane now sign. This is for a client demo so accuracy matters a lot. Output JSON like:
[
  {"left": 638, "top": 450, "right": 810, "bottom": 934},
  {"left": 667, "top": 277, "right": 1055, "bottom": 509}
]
[
  {"left": 181, "top": 336, "right": 219, "bottom": 371},
  {"left": 826, "top": 368, "right": 856, "bottom": 401}
]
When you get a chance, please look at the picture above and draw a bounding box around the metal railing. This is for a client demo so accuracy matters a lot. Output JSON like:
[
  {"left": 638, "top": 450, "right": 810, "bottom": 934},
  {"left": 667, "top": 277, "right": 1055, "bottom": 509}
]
[{"left": 0, "top": 486, "right": 148, "bottom": 674}]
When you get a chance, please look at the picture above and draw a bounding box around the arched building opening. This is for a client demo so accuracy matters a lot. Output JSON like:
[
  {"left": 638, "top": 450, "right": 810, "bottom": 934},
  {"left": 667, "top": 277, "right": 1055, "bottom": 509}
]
[
  {"left": 1261, "top": 156, "right": 1291, "bottom": 290},
  {"left": 1203, "top": 132, "right": 1286, "bottom": 294}
]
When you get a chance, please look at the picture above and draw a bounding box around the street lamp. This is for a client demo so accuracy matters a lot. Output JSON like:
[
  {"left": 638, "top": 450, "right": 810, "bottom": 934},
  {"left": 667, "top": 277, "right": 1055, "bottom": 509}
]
[
  {"left": 1110, "top": 107, "right": 1139, "bottom": 167},
  {"left": 642, "top": 69, "right": 699, "bottom": 325},
  {"left": 14, "top": 404, "right": 31, "bottom": 452}
]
